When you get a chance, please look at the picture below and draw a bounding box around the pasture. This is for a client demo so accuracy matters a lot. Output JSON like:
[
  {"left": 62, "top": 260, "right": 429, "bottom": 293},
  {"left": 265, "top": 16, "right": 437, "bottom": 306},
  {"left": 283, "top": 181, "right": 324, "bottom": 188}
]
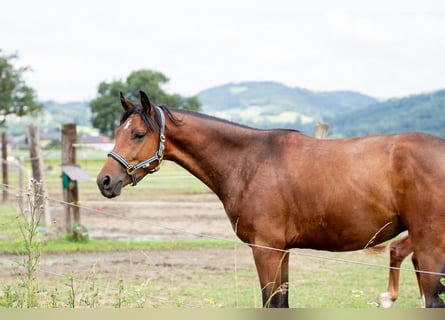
[{"left": 0, "top": 150, "right": 422, "bottom": 308}]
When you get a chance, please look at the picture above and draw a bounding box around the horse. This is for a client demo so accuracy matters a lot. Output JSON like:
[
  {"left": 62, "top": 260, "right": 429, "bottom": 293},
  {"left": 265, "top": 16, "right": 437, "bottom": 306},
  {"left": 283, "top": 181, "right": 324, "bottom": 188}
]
[
  {"left": 97, "top": 91, "right": 445, "bottom": 308},
  {"left": 379, "top": 234, "right": 424, "bottom": 308}
]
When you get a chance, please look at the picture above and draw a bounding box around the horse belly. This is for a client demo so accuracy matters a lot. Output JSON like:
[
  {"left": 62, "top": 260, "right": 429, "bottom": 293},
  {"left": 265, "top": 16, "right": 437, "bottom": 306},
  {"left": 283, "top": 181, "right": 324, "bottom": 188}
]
[{"left": 288, "top": 199, "right": 406, "bottom": 252}]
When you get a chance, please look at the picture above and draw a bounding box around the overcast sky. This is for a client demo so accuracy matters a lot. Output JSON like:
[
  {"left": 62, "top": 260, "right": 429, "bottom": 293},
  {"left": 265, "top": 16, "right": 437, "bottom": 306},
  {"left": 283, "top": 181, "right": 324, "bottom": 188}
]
[{"left": 2, "top": 0, "right": 445, "bottom": 102}]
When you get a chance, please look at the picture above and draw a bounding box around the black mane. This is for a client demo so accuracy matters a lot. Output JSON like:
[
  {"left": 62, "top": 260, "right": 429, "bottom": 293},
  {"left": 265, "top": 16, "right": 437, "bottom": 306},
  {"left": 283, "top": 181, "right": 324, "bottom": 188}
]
[{"left": 120, "top": 104, "right": 300, "bottom": 134}]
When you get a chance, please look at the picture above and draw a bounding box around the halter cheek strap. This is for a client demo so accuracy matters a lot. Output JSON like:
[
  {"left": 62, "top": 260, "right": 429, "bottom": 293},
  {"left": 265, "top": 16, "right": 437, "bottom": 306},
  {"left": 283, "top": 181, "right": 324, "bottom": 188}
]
[{"left": 107, "top": 106, "right": 166, "bottom": 186}]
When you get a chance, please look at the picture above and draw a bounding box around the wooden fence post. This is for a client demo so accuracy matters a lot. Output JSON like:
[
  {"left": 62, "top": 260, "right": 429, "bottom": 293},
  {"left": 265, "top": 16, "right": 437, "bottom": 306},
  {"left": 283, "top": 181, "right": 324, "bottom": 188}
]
[
  {"left": 313, "top": 122, "right": 330, "bottom": 139},
  {"left": 61, "top": 123, "right": 80, "bottom": 234},
  {"left": 2, "top": 132, "right": 8, "bottom": 202},
  {"left": 27, "top": 124, "right": 51, "bottom": 227}
]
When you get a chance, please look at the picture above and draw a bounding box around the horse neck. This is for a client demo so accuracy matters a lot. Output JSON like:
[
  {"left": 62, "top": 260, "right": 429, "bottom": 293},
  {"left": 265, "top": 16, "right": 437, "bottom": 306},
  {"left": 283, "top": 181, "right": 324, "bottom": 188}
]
[{"left": 163, "top": 111, "right": 254, "bottom": 195}]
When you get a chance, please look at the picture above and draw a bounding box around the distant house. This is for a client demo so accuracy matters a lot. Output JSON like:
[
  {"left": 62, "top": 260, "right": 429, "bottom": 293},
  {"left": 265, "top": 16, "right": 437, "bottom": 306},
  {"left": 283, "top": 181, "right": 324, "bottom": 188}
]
[
  {"left": 80, "top": 133, "right": 111, "bottom": 144},
  {"left": 8, "top": 135, "right": 26, "bottom": 147},
  {"left": 76, "top": 133, "right": 114, "bottom": 152},
  {"left": 7, "top": 131, "right": 112, "bottom": 151},
  {"left": 40, "top": 131, "right": 62, "bottom": 148}
]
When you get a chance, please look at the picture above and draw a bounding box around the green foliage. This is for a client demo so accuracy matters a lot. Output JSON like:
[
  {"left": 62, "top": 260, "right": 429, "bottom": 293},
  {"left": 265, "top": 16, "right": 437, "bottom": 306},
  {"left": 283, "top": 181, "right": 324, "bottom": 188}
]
[
  {"left": 90, "top": 80, "right": 126, "bottom": 138},
  {"left": 17, "top": 181, "right": 44, "bottom": 307},
  {"left": 0, "top": 50, "right": 42, "bottom": 127},
  {"left": 12, "top": 179, "right": 47, "bottom": 308},
  {"left": 0, "top": 284, "right": 23, "bottom": 307},
  {"left": 72, "top": 223, "right": 89, "bottom": 242},
  {"left": 64, "top": 273, "right": 76, "bottom": 308},
  {"left": 112, "top": 279, "right": 126, "bottom": 308},
  {"left": 90, "top": 69, "right": 202, "bottom": 137}
]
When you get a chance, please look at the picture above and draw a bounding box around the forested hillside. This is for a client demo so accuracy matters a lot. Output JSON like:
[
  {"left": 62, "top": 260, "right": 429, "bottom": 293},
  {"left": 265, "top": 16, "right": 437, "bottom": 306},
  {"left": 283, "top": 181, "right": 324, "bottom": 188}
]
[
  {"left": 199, "top": 82, "right": 445, "bottom": 138},
  {"left": 198, "top": 81, "right": 377, "bottom": 133},
  {"left": 330, "top": 90, "right": 445, "bottom": 138},
  {"left": 6, "top": 100, "right": 91, "bottom": 137}
]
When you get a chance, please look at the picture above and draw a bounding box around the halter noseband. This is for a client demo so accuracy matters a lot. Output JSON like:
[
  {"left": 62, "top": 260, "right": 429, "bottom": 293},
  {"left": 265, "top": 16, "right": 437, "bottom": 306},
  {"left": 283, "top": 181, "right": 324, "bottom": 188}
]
[{"left": 107, "top": 106, "right": 166, "bottom": 186}]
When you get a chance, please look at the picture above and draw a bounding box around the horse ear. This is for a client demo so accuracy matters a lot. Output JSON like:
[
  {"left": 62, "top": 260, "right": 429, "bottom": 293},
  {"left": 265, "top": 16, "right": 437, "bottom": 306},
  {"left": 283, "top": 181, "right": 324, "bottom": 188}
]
[
  {"left": 139, "top": 91, "right": 153, "bottom": 115},
  {"left": 120, "top": 92, "right": 134, "bottom": 111}
]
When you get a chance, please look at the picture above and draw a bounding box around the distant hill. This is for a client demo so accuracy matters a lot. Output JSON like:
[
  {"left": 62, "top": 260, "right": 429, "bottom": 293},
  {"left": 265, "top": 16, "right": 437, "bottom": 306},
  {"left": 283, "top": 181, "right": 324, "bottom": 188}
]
[
  {"left": 330, "top": 90, "right": 445, "bottom": 138},
  {"left": 198, "top": 81, "right": 378, "bottom": 134},
  {"left": 6, "top": 100, "right": 93, "bottom": 137},
  {"left": 198, "top": 81, "right": 445, "bottom": 138},
  {"left": 42, "top": 100, "right": 91, "bottom": 128}
]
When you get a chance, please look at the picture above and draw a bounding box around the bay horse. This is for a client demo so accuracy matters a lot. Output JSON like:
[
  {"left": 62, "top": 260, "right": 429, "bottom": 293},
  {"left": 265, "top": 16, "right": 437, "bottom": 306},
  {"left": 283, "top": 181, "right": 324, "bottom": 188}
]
[{"left": 97, "top": 91, "right": 445, "bottom": 308}]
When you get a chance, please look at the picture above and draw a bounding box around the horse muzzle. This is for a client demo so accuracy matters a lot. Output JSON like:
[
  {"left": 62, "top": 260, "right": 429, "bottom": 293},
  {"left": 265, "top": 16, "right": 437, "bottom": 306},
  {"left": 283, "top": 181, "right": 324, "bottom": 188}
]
[{"left": 96, "top": 173, "right": 124, "bottom": 199}]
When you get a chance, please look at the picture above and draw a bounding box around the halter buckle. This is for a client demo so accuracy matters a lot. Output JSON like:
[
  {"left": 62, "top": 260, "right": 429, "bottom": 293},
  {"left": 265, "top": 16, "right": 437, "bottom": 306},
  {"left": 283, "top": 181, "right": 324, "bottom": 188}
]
[{"left": 126, "top": 166, "right": 137, "bottom": 176}]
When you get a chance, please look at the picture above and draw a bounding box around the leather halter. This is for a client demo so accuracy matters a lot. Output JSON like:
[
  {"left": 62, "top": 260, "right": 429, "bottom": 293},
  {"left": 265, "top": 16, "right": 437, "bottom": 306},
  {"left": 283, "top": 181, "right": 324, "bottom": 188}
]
[{"left": 107, "top": 106, "right": 166, "bottom": 186}]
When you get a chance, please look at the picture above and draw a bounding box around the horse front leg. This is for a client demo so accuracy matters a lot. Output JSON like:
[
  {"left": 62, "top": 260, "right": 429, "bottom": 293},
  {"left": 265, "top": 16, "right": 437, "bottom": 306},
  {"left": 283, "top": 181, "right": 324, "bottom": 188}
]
[
  {"left": 251, "top": 246, "right": 290, "bottom": 308},
  {"left": 412, "top": 250, "right": 445, "bottom": 308},
  {"left": 411, "top": 252, "right": 425, "bottom": 307}
]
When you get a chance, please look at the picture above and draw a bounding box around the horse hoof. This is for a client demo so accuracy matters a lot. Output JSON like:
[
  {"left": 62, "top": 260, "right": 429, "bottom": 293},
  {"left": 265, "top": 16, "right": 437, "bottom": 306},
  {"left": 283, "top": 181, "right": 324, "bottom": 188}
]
[{"left": 378, "top": 292, "right": 393, "bottom": 308}]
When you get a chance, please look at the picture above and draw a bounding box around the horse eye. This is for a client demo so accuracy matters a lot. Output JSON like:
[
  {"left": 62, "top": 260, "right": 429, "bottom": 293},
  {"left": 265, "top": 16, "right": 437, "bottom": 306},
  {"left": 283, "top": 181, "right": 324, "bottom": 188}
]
[{"left": 133, "top": 132, "right": 146, "bottom": 140}]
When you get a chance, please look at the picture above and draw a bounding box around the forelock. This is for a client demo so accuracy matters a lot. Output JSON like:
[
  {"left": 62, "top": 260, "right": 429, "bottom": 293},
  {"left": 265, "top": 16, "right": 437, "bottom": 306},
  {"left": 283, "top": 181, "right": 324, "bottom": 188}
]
[{"left": 119, "top": 105, "right": 156, "bottom": 131}]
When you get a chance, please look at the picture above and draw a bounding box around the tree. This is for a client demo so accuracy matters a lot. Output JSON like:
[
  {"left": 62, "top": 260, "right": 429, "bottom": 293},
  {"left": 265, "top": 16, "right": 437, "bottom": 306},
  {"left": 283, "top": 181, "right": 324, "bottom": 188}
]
[
  {"left": 0, "top": 50, "right": 42, "bottom": 126},
  {"left": 90, "top": 70, "right": 202, "bottom": 137}
]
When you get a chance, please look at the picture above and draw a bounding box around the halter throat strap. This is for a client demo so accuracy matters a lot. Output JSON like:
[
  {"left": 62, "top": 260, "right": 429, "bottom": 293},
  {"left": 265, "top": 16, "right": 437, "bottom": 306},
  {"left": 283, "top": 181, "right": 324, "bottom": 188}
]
[{"left": 108, "top": 106, "right": 166, "bottom": 186}]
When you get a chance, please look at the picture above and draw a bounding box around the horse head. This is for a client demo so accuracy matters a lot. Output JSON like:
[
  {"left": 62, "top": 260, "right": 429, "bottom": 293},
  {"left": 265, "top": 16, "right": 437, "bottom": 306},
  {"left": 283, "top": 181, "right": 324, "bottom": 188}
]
[{"left": 96, "top": 91, "right": 166, "bottom": 198}]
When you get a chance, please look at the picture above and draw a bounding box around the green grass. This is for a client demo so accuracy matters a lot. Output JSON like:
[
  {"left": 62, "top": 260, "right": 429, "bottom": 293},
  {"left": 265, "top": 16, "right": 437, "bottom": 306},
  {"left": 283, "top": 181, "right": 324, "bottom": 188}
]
[
  {"left": 0, "top": 237, "right": 236, "bottom": 254},
  {"left": 0, "top": 203, "right": 21, "bottom": 242}
]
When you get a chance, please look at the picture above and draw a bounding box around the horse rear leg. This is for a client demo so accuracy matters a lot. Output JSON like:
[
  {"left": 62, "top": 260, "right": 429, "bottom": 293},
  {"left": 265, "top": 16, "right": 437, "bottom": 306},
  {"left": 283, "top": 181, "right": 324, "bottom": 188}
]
[
  {"left": 379, "top": 235, "right": 413, "bottom": 308},
  {"left": 251, "top": 246, "right": 289, "bottom": 308}
]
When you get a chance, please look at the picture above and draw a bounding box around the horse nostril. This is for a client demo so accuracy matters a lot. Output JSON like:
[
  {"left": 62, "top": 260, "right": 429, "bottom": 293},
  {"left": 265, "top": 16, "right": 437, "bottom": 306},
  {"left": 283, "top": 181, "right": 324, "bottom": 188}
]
[
  {"left": 97, "top": 174, "right": 122, "bottom": 199},
  {"left": 101, "top": 175, "right": 111, "bottom": 189}
]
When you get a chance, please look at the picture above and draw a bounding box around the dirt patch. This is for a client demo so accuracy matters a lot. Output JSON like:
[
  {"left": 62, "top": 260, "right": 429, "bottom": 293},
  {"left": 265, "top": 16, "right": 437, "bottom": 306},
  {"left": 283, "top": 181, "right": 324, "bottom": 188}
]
[
  {"left": 81, "top": 198, "right": 234, "bottom": 241},
  {"left": 0, "top": 247, "right": 255, "bottom": 283},
  {"left": 42, "top": 188, "right": 235, "bottom": 241}
]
